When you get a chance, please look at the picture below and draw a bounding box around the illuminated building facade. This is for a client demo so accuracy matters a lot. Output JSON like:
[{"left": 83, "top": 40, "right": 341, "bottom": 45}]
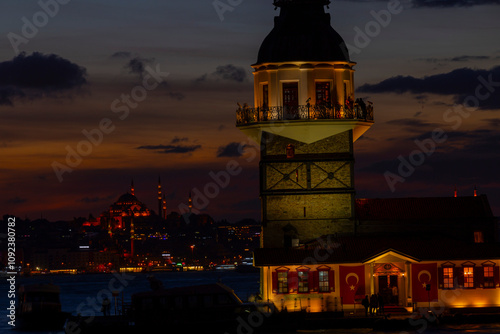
[
  {"left": 247, "top": 0, "right": 500, "bottom": 312},
  {"left": 255, "top": 235, "right": 500, "bottom": 312},
  {"left": 98, "top": 192, "right": 151, "bottom": 231}
]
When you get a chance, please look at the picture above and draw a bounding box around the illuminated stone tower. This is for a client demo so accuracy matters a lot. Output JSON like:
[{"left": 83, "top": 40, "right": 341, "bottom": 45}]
[{"left": 237, "top": 0, "right": 374, "bottom": 247}]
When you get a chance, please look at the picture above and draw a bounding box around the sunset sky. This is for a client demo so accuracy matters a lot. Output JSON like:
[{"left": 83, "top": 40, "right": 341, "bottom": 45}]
[{"left": 1, "top": 0, "right": 500, "bottom": 222}]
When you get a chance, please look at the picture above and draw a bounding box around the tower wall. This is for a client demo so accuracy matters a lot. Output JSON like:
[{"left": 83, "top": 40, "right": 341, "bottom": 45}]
[{"left": 261, "top": 130, "right": 355, "bottom": 247}]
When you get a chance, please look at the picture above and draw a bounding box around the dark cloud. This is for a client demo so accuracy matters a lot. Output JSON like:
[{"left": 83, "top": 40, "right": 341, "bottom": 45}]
[
  {"left": 195, "top": 74, "right": 208, "bottom": 83},
  {"left": 0, "top": 52, "right": 87, "bottom": 106},
  {"left": 451, "top": 55, "right": 490, "bottom": 62},
  {"left": 412, "top": 0, "right": 500, "bottom": 7},
  {"left": 171, "top": 137, "right": 188, "bottom": 144},
  {"left": 482, "top": 118, "right": 500, "bottom": 127},
  {"left": 418, "top": 55, "right": 490, "bottom": 63},
  {"left": 137, "top": 144, "right": 201, "bottom": 154},
  {"left": 111, "top": 51, "right": 132, "bottom": 59},
  {"left": 342, "top": 0, "right": 500, "bottom": 6},
  {"left": 358, "top": 66, "right": 500, "bottom": 110},
  {"left": 0, "top": 87, "right": 24, "bottom": 106},
  {"left": 125, "top": 56, "right": 155, "bottom": 77},
  {"left": 195, "top": 64, "right": 247, "bottom": 83},
  {"left": 6, "top": 197, "right": 27, "bottom": 204},
  {"left": 415, "top": 95, "right": 428, "bottom": 102},
  {"left": 386, "top": 118, "right": 442, "bottom": 132},
  {"left": 216, "top": 142, "right": 254, "bottom": 158},
  {"left": 213, "top": 64, "right": 247, "bottom": 82},
  {"left": 360, "top": 128, "right": 500, "bottom": 179}
]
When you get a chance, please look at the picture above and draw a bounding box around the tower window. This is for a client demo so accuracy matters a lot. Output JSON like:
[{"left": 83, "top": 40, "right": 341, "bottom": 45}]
[
  {"left": 283, "top": 82, "right": 298, "bottom": 119},
  {"left": 316, "top": 82, "right": 330, "bottom": 105},
  {"left": 262, "top": 84, "right": 269, "bottom": 109}
]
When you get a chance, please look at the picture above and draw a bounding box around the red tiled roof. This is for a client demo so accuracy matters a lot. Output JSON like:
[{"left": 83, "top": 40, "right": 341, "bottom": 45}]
[
  {"left": 254, "top": 235, "right": 500, "bottom": 267},
  {"left": 355, "top": 195, "right": 493, "bottom": 221}
]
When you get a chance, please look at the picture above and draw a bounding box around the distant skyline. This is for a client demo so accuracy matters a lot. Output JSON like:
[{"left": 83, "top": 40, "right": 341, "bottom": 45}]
[{"left": 1, "top": 0, "right": 500, "bottom": 222}]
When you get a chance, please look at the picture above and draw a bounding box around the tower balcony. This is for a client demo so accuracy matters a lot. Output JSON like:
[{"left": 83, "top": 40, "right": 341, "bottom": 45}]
[
  {"left": 236, "top": 103, "right": 374, "bottom": 144},
  {"left": 236, "top": 103, "right": 373, "bottom": 125}
]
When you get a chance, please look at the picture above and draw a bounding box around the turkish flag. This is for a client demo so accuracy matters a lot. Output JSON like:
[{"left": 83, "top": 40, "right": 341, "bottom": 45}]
[
  {"left": 411, "top": 263, "right": 438, "bottom": 302},
  {"left": 339, "top": 265, "right": 366, "bottom": 304}
]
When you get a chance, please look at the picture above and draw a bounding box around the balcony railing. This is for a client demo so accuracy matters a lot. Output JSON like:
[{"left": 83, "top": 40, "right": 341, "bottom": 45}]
[{"left": 236, "top": 103, "right": 374, "bottom": 125}]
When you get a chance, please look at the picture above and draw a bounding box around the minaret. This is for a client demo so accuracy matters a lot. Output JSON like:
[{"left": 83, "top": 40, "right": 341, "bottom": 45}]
[
  {"left": 162, "top": 194, "right": 167, "bottom": 220},
  {"left": 236, "top": 0, "right": 374, "bottom": 247},
  {"left": 130, "top": 215, "right": 135, "bottom": 259},
  {"left": 157, "top": 177, "right": 162, "bottom": 217},
  {"left": 130, "top": 179, "right": 135, "bottom": 196},
  {"left": 188, "top": 191, "right": 193, "bottom": 214}
]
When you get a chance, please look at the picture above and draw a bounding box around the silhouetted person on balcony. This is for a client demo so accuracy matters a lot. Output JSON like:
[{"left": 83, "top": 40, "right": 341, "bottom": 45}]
[
  {"left": 358, "top": 98, "right": 367, "bottom": 119},
  {"left": 367, "top": 101, "right": 373, "bottom": 119}
]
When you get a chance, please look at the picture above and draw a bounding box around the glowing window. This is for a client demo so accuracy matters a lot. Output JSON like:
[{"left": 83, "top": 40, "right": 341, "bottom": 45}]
[
  {"left": 474, "top": 231, "right": 484, "bottom": 243},
  {"left": 484, "top": 266, "right": 495, "bottom": 288},
  {"left": 315, "top": 82, "right": 331, "bottom": 105},
  {"left": 298, "top": 270, "right": 309, "bottom": 293},
  {"left": 443, "top": 267, "right": 454, "bottom": 289},
  {"left": 278, "top": 271, "right": 288, "bottom": 294},
  {"left": 319, "top": 270, "right": 329, "bottom": 292},
  {"left": 463, "top": 267, "right": 474, "bottom": 288}
]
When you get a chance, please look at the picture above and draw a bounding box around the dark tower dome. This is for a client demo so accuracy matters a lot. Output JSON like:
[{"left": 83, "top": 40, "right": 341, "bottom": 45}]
[{"left": 257, "top": 0, "right": 350, "bottom": 64}]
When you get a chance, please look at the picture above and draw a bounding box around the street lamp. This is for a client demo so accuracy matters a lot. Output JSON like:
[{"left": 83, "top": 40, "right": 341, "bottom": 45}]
[{"left": 190, "top": 245, "right": 195, "bottom": 257}]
